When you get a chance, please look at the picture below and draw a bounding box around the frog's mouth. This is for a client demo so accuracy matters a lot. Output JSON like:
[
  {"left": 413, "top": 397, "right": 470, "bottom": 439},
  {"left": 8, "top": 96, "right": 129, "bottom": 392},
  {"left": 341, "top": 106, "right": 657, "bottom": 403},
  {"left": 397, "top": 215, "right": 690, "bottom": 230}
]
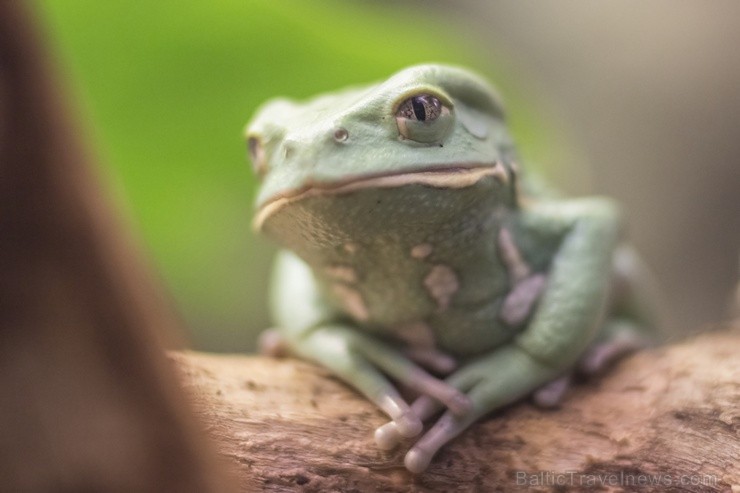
[{"left": 253, "top": 161, "right": 509, "bottom": 231}]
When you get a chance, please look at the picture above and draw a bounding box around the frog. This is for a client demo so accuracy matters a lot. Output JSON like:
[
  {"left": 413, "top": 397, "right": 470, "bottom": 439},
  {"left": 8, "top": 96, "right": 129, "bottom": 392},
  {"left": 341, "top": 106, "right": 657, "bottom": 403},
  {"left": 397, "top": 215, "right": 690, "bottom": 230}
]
[{"left": 245, "top": 64, "right": 656, "bottom": 473}]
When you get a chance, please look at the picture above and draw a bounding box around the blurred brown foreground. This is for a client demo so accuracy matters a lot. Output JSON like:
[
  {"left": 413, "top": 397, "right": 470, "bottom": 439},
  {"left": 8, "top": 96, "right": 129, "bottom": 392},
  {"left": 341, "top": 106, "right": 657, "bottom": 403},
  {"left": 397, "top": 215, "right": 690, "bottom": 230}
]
[{"left": 0, "top": 2, "right": 235, "bottom": 490}]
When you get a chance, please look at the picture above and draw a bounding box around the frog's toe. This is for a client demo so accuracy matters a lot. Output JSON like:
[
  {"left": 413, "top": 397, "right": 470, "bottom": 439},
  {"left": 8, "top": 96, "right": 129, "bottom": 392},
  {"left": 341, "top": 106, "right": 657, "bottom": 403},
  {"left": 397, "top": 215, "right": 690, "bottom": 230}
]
[
  {"left": 367, "top": 350, "right": 471, "bottom": 416},
  {"left": 397, "top": 368, "right": 472, "bottom": 416},
  {"left": 500, "top": 273, "right": 547, "bottom": 326},
  {"left": 394, "top": 411, "right": 423, "bottom": 438},
  {"left": 404, "top": 346, "right": 457, "bottom": 375},
  {"left": 578, "top": 327, "right": 649, "bottom": 376},
  {"left": 258, "top": 329, "right": 288, "bottom": 357},
  {"left": 431, "top": 384, "right": 472, "bottom": 416},
  {"left": 404, "top": 411, "right": 477, "bottom": 474},
  {"left": 531, "top": 374, "right": 572, "bottom": 408},
  {"left": 375, "top": 395, "right": 446, "bottom": 451},
  {"left": 405, "top": 447, "right": 433, "bottom": 474},
  {"left": 375, "top": 422, "right": 403, "bottom": 450},
  {"left": 373, "top": 410, "right": 422, "bottom": 447}
]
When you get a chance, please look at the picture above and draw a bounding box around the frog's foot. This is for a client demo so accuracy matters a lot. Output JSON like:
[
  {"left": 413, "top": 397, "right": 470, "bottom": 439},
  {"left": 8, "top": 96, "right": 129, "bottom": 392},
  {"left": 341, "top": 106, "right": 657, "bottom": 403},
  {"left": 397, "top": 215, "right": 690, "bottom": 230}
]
[
  {"left": 404, "top": 411, "right": 482, "bottom": 473},
  {"left": 578, "top": 322, "right": 650, "bottom": 376},
  {"left": 400, "top": 346, "right": 555, "bottom": 473},
  {"left": 375, "top": 394, "right": 443, "bottom": 450},
  {"left": 258, "top": 329, "right": 289, "bottom": 357},
  {"left": 374, "top": 356, "right": 492, "bottom": 451},
  {"left": 295, "top": 325, "right": 472, "bottom": 439},
  {"left": 531, "top": 373, "right": 572, "bottom": 408}
]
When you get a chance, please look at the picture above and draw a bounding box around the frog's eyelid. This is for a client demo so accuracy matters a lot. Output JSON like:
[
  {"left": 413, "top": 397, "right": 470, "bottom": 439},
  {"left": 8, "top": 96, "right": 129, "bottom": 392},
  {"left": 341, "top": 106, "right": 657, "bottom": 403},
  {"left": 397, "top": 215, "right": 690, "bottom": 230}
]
[
  {"left": 402, "top": 64, "right": 505, "bottom": 120},
  {"left": 391, "top": 88, "right": 453, "bottom": 115}
]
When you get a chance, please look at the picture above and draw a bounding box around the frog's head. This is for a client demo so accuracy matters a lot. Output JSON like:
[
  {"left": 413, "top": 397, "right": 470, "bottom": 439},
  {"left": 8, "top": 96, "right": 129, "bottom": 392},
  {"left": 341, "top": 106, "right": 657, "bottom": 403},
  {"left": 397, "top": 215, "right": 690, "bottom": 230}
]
[{"left": 246, "top": 64, "right": 518, "bottom": 245}]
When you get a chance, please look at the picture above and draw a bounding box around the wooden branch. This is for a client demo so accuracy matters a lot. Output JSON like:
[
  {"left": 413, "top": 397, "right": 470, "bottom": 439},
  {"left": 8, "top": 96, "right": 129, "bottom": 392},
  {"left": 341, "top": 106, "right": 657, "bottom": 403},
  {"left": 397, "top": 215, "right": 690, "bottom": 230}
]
[{"left": 172, "top": 326, "right": 740, "bottom": 492}]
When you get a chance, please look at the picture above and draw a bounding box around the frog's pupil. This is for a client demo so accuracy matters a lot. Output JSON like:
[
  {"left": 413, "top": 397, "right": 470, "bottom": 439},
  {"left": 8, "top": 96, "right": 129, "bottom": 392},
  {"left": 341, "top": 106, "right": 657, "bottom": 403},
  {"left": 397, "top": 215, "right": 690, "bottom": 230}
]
[{"left": 411, "top": 97, "right": 427, "bottom": 121}]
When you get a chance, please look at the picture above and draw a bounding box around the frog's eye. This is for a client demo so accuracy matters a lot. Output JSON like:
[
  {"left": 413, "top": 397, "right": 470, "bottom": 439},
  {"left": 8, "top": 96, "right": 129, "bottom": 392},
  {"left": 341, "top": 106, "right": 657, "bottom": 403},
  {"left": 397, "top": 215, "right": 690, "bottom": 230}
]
[
  {"left": 395, "top": 94, "right": 453, "bottom": 144},
  {"left": 247, "top": 135, "right": 267, "bottom": 177},
  {"left": 397, "top": 94, "right": 443, "bottom": 122}
]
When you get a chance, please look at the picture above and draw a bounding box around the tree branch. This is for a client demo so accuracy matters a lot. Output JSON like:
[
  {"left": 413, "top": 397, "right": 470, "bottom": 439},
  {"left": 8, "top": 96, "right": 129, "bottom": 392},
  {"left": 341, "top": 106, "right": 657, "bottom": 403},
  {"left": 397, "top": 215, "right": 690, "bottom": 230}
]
[{"left": 173, "top": 326, "right": 740, "bottom": 492}]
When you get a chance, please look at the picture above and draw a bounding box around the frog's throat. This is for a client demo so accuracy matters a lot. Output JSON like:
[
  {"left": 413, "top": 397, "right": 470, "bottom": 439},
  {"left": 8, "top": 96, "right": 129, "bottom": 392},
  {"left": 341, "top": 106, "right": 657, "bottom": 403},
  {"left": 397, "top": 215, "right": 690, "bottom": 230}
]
[{"left": 253, "top": 161, "right": 507, "bottom": 231}]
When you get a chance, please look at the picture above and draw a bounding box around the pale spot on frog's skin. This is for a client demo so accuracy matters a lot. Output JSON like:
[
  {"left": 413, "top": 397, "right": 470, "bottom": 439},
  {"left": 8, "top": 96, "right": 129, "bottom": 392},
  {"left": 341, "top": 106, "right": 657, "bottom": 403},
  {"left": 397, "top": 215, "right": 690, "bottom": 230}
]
[
  {"left": 423, "top": 264, "right": 459, "bottom": 311},
  {"left": 325, "top": 265, "right": 358, "bottom": 283},
  {"left": 396, "top": 321, "right": 436, "bottom": 348},
  {"left": 343, "top": 242, "right": 359, "bottom": 254},
  {"left": 331, "top": 283, "right": 369, "bottom": 321},
  {"left": 410, "top": 243, "right": 433, "bottom": 259}
]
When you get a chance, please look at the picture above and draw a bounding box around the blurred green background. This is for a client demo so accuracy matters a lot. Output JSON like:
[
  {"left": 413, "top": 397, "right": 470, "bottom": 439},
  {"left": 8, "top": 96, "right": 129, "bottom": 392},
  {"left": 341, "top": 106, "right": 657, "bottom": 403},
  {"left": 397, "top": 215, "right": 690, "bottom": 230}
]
[
  {"left": 29, "top": 0, "right": 740, "bottom": 351},
  {"left": 33, "top": 0, "right": 569, "bottom": 352}
]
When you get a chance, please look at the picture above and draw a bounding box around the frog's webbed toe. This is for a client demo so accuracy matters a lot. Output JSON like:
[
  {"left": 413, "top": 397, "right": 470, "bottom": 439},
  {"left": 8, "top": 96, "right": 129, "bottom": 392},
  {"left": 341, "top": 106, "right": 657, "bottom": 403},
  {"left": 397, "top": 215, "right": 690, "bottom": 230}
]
[
  {"left": 578, "top": 320, "right": 651, "bottom": 376},
  {"left": 531, "top": 373, "right": 573, "bottom": 408}
]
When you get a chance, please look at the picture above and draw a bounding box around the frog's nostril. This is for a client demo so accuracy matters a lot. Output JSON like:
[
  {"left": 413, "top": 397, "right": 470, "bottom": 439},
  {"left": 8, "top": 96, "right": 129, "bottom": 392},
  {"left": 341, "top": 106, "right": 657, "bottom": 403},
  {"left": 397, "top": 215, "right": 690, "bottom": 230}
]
[
  {"left": 333, "top": 127, "right": 349, "bottom": 143},
  {"left": 283, "top": 143, "right": 295, "bottom": 159}
]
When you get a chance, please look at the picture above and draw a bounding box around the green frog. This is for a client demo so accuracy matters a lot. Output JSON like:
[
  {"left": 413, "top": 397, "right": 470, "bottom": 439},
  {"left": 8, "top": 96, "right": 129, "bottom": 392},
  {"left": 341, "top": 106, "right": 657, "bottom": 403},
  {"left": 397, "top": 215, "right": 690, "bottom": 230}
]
[{"left": 245, "top": 64, "right": 655, "bottom": 473}]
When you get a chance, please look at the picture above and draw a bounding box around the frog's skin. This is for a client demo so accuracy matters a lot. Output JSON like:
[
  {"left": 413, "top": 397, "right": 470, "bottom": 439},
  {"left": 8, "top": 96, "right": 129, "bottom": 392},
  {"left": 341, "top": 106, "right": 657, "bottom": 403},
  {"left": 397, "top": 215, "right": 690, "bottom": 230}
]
[{"left": 246, "top": 64, "right": 656, "bottom": 473}]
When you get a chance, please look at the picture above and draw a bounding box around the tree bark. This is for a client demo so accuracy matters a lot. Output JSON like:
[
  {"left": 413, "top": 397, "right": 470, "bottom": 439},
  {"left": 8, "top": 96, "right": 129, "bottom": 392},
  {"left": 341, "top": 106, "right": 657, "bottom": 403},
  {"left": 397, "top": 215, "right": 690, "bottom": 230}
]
[{"left": 173, "top": 326, "right": 740, "bottom": 492}]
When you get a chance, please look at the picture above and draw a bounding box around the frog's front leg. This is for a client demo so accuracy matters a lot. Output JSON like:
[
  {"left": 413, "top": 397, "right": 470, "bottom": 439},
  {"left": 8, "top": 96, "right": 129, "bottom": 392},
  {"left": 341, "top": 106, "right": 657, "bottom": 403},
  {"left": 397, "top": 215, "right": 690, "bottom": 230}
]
[
  {"left": 386, "top": 198, "right": 621, "bottom": 473},
  {"left": 268, "top": 251, "right": 472, "bottom": 438}
]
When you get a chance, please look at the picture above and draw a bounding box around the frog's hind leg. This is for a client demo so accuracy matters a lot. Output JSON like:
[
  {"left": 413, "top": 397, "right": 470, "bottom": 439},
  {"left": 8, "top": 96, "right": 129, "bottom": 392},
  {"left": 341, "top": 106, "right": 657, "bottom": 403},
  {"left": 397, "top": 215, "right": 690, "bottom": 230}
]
[
  {"left": 374, "top": 370, "right": 482, "bottom": 450},
  {"left": 580, "top": 244, "right": 660, "bottom": 375},
  {"left": 530, "top": 321, "right": 649, "bottom": 409},
  {"left": 531, "top": 318, "right": 650, "bottom": 408},
  {"left": 532, "top": 245, "right": 658, "bottom": 407}
]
